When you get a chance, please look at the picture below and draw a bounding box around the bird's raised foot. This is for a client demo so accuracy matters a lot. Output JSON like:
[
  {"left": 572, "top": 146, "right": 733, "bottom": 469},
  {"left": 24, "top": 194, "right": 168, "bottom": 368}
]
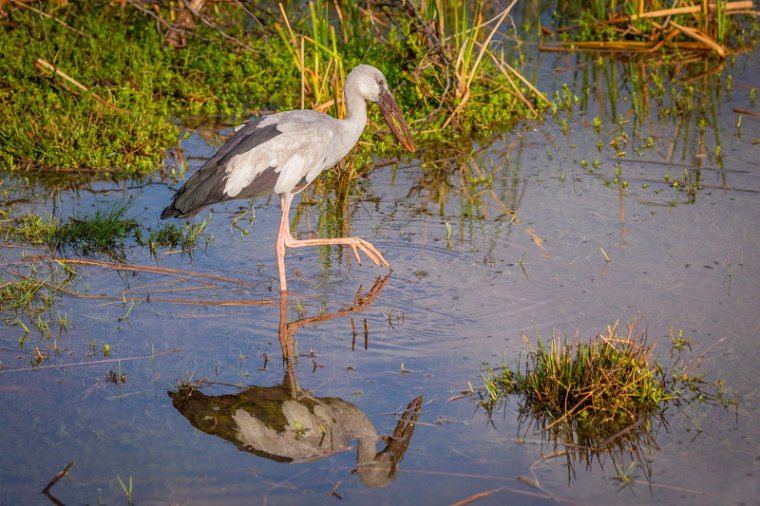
[
  {"left": 283, "top": 236, "right": 389, "bottom": 268},
  {"left": 345, "top": 237, "right": 389, "bottom": 268}
]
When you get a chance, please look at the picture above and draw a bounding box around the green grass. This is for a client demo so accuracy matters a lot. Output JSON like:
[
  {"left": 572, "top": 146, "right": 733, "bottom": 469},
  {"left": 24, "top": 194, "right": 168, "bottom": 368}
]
[
  {"left": 0, "top": 261, "right": 73, "bottom": 351},
  {"left": 52, "top": 200, "right": 140, "bottom": 258},
  {"left": 1, "top": 213, "right": 58, "bottom": 246},
  {"left": 480, "top": 322, "right": 732, "bottom": 464},
  {"left": 141, "top": 219, "right": 211, "bottom": 256},
  {"left": 495, "top": 326, "right": 664, "bottom": 424},
  {"left": 1, "top": 1, "right": 543, "bottom": 179},
  {"left": 0, "top": 2, "right": 298, "bottom": 176},
  {"left": 2, "top": 200, "right": 213, "bottom": 260}
]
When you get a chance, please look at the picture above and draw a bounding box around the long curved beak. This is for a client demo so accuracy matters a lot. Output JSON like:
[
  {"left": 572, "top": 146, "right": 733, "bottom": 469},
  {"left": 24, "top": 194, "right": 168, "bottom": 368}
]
[{"left": 378, "top": 89, "right": 416, "bottom": 153}]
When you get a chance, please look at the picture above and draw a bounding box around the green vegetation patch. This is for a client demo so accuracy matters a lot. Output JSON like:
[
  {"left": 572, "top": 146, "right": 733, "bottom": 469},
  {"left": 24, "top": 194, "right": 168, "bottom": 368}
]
[
  {"left": 141, "top": 220, "right": 211, "bottom": 256},
  {"left": 53, "top": 200, "right": 140, "bottom": 258},
  {"left": 1, "top": 199, "right": 210, "bottom": 258},
  {"left": 1, "top": 1, "right": 543, "bottom": 178},
  {"left": 1, "top": 4, "right": 177, "bottom": 174},
  {"left": 481, "top": 322, "right": 731, "bottom": 447},
  {"left": 0, "top": 2, "right": 296, "bottom": 176}
]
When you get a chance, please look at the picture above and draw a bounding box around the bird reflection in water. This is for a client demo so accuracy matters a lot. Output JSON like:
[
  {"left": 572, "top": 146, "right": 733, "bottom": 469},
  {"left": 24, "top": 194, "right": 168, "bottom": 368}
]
[{"left": 169, "top": 276, "right": 422, "bottom": 488}]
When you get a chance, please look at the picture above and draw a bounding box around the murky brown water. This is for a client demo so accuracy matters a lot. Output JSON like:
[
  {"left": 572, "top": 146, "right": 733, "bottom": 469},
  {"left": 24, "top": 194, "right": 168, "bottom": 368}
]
[{"left": 2, "top": 38, "right": 760, "bottom": 506}]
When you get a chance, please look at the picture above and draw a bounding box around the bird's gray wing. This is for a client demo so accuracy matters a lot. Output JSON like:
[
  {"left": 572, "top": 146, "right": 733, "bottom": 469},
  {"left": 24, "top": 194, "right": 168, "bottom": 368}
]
[
  {"left": 161, "top": 119, "right": 282, "bottom": 219},
  {"left": 223, "top": 111, "right": 338, "bottom": 199},
  {"left": 161, "top": 111, "right": 338, "bottom": 220}
]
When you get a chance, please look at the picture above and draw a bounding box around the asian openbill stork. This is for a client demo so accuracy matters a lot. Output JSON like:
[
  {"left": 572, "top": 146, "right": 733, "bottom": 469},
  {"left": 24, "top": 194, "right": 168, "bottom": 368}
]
[{"left": 161, "top": 64, "right": 415, "bottom": 293}]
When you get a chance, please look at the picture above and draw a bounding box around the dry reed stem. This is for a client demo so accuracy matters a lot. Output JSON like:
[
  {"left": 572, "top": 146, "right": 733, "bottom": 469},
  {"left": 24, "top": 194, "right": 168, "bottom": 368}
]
[
  {"left": 669, "top": 20, "right": 727, "bottom": 57},
  {"left": 733, "top": 108, "right": 760, "bottom": 116},
  {"left": 444, "top": 0, "right": 519, "bottom": 129},
  {"left": 34, "top": 58, "right": 125, "bottom": 111},
  {"left": 627, "top": 1, "right": 754, "bottom": 21},
  {"left": 42, "top": 461, "right": 75, "bottom": 495},
  {"left": 51, "top": 257, "right": 260, "bottom": 287},
  {"left": 8, "top": 269, "right": 271, "bottom": 306}
]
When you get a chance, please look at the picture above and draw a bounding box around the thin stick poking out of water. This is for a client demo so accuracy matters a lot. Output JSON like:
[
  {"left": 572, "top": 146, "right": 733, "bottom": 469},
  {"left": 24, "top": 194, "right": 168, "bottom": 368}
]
[{"left": 42, "top": 461, "right": 75, "bottom": 498}]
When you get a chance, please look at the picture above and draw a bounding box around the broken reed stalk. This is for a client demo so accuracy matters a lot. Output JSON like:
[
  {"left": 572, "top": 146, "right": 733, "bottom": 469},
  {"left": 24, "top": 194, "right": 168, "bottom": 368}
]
[
  {"left": 669, "top": 20, "right": 727, "bottom": 57},
  {"left": 42, "top": 462, "right": 75, "bottom": 494},
  {"left": 627, "top": 1, "right": 754, "bottom": 21},
  {"left": 35, "top": 58, "right": 124, "bottom": 112},
  {"left": 51, "top": 257, "right": 259, "bottom": 287},
  {"left": 541, "top": 0, "right": 757, "bottom": 58},
  {"left": 9, "top": 269, "right": 271, "bottom": 306}
]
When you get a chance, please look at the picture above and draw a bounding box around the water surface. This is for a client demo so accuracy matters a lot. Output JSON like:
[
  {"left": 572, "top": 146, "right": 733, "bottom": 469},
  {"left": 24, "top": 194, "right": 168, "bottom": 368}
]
[{"left": 2, "top": 42, "right": 760, "bottom": 506}]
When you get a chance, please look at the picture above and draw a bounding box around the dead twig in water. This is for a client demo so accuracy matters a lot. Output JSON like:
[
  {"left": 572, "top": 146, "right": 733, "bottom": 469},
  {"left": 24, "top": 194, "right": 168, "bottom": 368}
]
[
  {"left": 42, "top": 461, "right": 75, "bottom": 505},
  {"left": 50, "top": 257, "right": 261, "bottom": 287},
  {"left": 8, "top": 270, "right": 271, "bottom": 307},
  {"left": 326, "top": 480, "right": 342, "bottom": 499},
  {"left": 42, "top": 461, "right": 75, "bottom": 495}
]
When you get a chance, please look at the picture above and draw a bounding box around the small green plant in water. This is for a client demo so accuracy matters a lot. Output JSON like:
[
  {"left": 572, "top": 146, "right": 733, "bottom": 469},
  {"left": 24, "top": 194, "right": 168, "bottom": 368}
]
[
  {"left": 143, "top": 219, "right": 210, "bottom": 255},
  {"left": 116, "top": 475, "right": 134, "bottom": 506},
  {"left": 479, "top": 321, "right": 733, "bottom": 479},
  {"left": 482, "top": 323, "right": 667, "bottom": 429},
  {"left": 53, "top": 200, "right": 140, "bottom": 258}
]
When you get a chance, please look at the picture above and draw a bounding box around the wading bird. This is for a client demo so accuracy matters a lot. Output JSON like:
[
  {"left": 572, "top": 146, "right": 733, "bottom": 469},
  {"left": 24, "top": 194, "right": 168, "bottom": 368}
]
[{"left": 162, "top": 64, "right": 415, "bottom": 293}]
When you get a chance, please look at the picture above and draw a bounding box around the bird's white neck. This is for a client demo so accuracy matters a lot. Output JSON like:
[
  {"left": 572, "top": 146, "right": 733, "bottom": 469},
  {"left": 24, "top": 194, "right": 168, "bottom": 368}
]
[
  {"left": 344, "top": 88, "right": 368, "bottom": 126},
  {"left": 337, "top": 87, "right": 369, "bottom": 149}
]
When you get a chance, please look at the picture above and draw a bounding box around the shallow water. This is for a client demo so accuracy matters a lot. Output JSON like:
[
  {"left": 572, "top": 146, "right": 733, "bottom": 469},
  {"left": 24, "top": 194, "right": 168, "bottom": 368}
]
[{"left": 2, "top": 42, "right": 760, "bottom": 506}]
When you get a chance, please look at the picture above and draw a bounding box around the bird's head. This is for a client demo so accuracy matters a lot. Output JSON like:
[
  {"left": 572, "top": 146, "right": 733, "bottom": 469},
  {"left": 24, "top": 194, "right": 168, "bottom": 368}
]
[{"left": 347, "top": 64, "right": 416, "bottom": 153}]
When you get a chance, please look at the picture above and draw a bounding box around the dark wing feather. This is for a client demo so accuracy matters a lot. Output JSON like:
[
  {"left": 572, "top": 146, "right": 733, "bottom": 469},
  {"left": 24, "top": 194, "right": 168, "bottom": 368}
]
[{"left": 161, "top": 121, "right": 282, "bottom": 219}]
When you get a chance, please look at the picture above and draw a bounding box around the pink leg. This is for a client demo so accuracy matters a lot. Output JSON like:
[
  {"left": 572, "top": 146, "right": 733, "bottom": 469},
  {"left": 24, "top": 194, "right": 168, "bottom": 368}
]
[
  {"left": 276, "top": 194, "right": 292, "bottom": 293},
  {"left": 275, "top": 193, "right": 389, "bottom": 293}
]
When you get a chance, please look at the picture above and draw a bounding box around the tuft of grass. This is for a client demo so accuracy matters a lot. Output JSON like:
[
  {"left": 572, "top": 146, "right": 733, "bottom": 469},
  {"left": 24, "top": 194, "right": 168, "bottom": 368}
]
[
  {"left": 0, "top": 272, "right": 56, "bottom": 314},
  {"left": 483, "top": 323, "right": 667, "bottom": 432},
  {"left": 2, "top": 214, "right": 58, "bottom": 246},
  {"left": 480, "top": 321, "right": 733, "bottom": 476},
  {"left": 53, "top": 200, "right": 139, "bottom": 258},
  {"left": 141, "top": 219, "right": 211, "bottom": 255},
  {"left": 1, "top": 200, "right": 139, "bottom": 257},
  {"left": 0, "top": 262, "right": 74, "bottom": 359},
  {"left": 116, "top": 475, "right": 134, "bottom": 506}
]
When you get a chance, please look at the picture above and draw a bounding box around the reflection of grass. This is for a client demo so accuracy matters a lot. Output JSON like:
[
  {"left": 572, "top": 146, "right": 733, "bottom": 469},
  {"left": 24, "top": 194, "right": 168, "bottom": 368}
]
[{"left": 480, "top": 322, "right": 732, "bottom": 478}]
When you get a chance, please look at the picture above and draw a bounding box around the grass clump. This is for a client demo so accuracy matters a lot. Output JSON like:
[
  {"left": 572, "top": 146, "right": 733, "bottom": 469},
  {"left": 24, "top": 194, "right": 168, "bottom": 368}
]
[
  {"left": 0, "top": 262, "right": 73, "bottom": 354},
  {"left": 484, "top": 324, "right": 665, "bottom": 429},
  {"left": 1, "top": 213, "right": 58, "bottom": 246},
  {"left": 140, "top": 219, "right": 211, "bottom": 256},
  {"left": 480, "top": 321, "right": 732, "bottom": 475},
  {"left": 1, "top": 200, "right": 138, "bottom": 258},
  {"left": 1, "top": 199, "right": 212, "bottom": 259},
  {"left": 52, "top": 200, "right": 140, "bottom": 258}
]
